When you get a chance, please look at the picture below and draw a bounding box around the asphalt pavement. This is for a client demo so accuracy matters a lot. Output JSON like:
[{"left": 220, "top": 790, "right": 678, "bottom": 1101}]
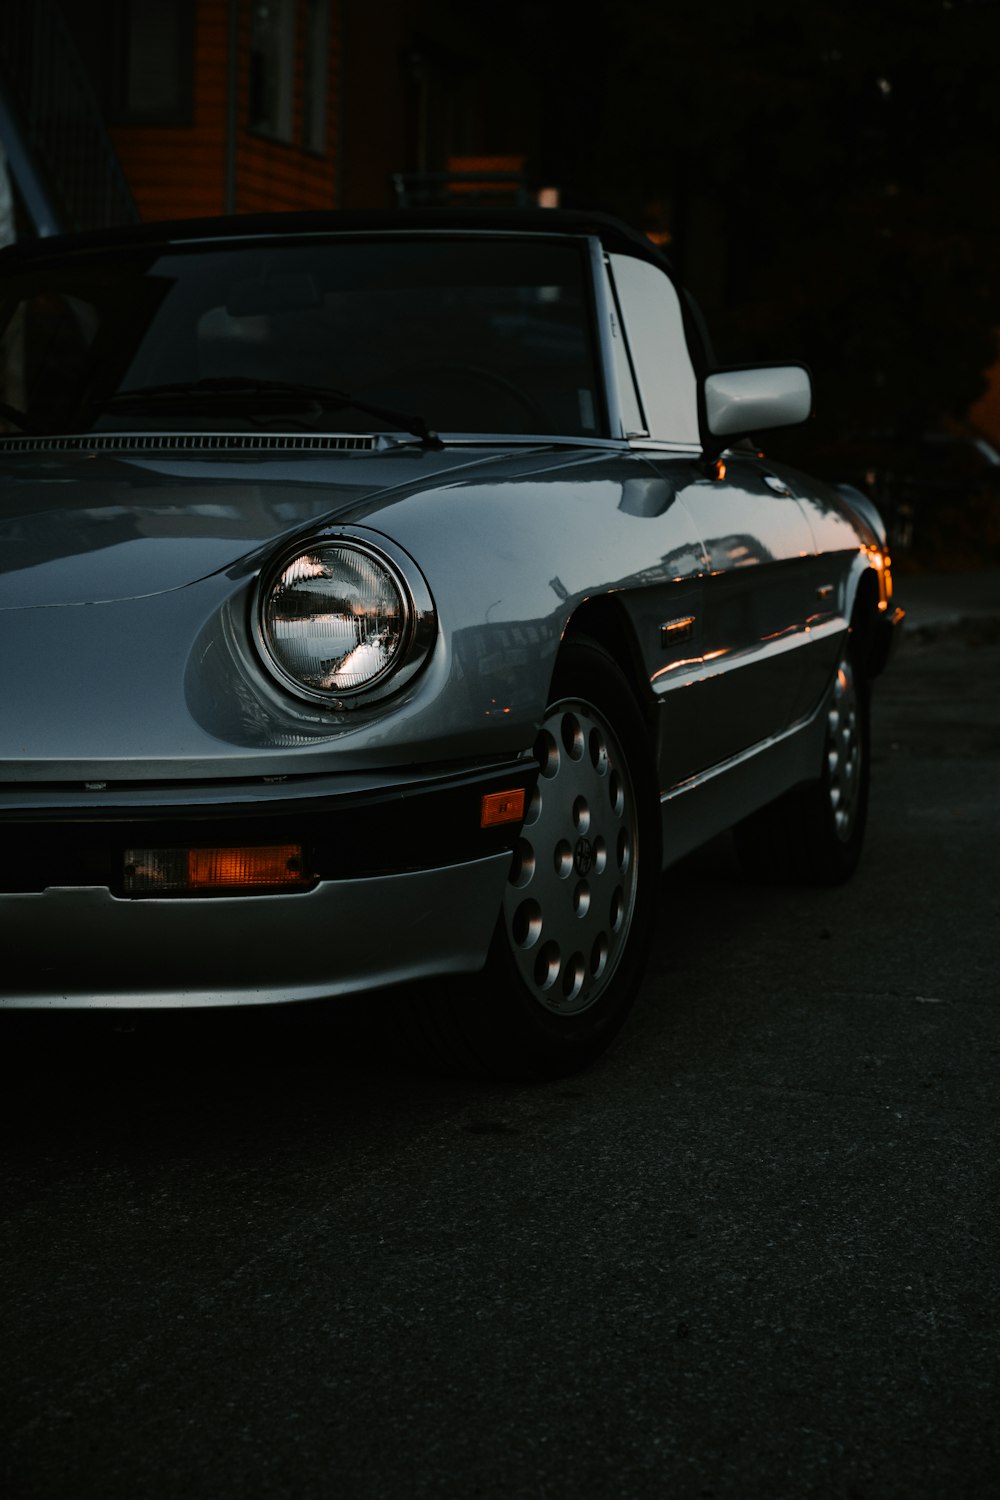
[
  {"left": 1, "top": 576, "right": 998, "bottom": 1500},
  {"left": 893, "top": 567, "right": 1000, "bottom": 633}
]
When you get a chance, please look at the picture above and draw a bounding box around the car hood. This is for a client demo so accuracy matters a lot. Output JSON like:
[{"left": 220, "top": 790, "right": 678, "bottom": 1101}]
[{"left": 0, "top": 443, "right": 567, "bottom": 608}]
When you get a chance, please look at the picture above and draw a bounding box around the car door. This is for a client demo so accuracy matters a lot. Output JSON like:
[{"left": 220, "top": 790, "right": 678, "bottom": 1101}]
[
  {"left": 606, "top": 249, "right": 820, "bottom": 777},
  {"left": 666, "top": 455, "right": 820, "bottom": 767}
]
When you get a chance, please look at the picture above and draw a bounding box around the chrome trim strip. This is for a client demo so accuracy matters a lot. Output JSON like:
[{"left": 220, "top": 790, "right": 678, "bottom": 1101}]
[
  {"left": 651, "top": 616, "right": 845, "bottom": 694},
  {"left": 588, "top": 237, "right": 624, "bottom": 439},
  {"left": 170, "top": 228, "right": 599, "bottom": 247},
  {"left": 663, "top": 693, "right": 826, "bottom": 803},
  {"left": 659, "top": 706, "right": 828, "bottom": 869},
  {"left": 603, "top": 253, "right": 649, "bottom": 439},
  {"left": 627, "top": 440, "right": 702, "bottom": 455},
  {"left": 404, "top": 435, "right": 626, "bottom": 449}
]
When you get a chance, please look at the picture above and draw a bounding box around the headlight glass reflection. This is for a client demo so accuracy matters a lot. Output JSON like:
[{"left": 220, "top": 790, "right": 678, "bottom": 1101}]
[{"left": 260, "top": 543, "right": 409, "bottom": 697}]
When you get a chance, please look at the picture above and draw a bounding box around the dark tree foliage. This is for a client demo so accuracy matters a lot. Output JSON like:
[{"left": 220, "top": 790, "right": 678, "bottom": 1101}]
[{"left": 520, "top": 0, "right": 1000, "bottom": 478}]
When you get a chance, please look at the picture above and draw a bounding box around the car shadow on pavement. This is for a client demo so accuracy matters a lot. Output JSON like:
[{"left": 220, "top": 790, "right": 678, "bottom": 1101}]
[{"left": 0, "top": 829, "right": 784, "bottom": 1166}]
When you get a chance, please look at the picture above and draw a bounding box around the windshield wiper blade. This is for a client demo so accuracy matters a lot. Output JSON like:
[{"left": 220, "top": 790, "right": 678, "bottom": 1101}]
[{"left": 99, "top": 379, "right": 442, "bottom": 445}]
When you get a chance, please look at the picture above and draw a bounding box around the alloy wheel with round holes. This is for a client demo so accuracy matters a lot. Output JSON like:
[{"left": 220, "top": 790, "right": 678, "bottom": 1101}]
[
  {"left": 799, "top": 633, "right": 871, "bottom": 882},
  {"left": 504, "top": 692, "right": 639, "bottom": 1018},
  {"left": 825, "top": 648, "right": 863, "bottom": 844},
  {"left": 733, "top": 631, "right": 871, "bottom": 887},
  {"left": 479, "top": 639, "right": 660, "bottom": 1076},
  {"left": 379, "top": 640, "right": 660, "bottom": 1079}
]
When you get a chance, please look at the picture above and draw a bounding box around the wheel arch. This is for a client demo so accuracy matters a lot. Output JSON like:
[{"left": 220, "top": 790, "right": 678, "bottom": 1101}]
[
  {"left": 848, "top": 565, "right": 882, "bottom": 680},
  {"left": 560, "top": 595, "right": 658, "bottom": 746}
]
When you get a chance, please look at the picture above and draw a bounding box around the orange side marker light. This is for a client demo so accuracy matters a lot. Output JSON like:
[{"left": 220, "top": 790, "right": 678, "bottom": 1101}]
[{"left": 481, "top": 789, "right": 526, "bottom": 829}]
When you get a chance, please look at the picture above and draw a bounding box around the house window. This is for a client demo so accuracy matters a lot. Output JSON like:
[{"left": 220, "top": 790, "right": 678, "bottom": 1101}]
[
  {"left": 302, "top": 0, "right": 329, "bottom": 154},
  {"left": 249, "top": 0, "right": 295, "bottom": 142}
]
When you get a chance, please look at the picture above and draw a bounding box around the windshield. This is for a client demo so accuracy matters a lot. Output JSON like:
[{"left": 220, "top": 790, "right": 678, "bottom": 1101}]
[{"left": 0, "top": 236, "right": 604, "bottom": 440}]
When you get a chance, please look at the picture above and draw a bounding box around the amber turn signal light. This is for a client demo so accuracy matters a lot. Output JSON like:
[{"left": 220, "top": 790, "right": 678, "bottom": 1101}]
[
  {"left": 124, "top": 844, "right": 308, "bottom": 894},
  {"left": 480, "top": 789, "right": 526, "bottom": 828}
]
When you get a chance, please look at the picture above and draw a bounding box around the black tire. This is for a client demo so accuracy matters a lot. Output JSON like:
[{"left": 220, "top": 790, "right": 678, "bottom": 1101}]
[
  {"left": 734, "top": 634, "right": 870, "bottom": 886},
  {"left": 386, "top": 640, "right": 661, "bottom": 1079}
]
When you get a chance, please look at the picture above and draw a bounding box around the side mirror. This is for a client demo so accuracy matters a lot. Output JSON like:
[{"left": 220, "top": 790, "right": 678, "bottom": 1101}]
[{"left": 702, "top": 364, "right": 813, "bottom": 440}]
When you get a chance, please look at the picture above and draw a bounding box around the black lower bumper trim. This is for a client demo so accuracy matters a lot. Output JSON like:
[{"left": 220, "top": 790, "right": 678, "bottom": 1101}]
[{"left": 0, "top": 761, "right": 537, "bottom": 895}]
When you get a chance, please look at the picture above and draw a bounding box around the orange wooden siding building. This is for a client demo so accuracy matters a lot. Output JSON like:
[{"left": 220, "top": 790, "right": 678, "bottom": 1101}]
[{"left": 107, "top": 0, "right": 341, "bottom": 222}]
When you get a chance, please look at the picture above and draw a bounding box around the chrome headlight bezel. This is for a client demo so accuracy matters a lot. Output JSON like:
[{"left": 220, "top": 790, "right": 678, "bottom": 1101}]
[{"left": 252, "top": 530, "right": 437, "bottom": 709}]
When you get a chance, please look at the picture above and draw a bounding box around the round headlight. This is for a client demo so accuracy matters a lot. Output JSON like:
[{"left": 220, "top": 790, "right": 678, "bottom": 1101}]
[{"left": 255, "top": 535, "right": 435, "bottom": 706}]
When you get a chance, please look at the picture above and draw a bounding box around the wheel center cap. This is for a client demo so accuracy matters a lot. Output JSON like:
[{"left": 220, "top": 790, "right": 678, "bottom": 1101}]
[{"left": 574, "top": 836, "right": 594, "bottom": 877}]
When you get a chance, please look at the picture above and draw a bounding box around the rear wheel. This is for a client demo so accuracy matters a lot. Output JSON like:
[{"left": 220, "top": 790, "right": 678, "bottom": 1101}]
[
  {"left": 388, "top": 641, "right": 660, "bottom": 1078},
  {"left": 734, "top": 634, "right": 870, "bottom": 886}
]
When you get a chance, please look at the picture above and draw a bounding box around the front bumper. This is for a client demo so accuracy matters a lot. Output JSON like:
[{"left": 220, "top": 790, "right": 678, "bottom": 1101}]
[{"left": 0, "top": 758, "right": 534, "bottom": 1008}]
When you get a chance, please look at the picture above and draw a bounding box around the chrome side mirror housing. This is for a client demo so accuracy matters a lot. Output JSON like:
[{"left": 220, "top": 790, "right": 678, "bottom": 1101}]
[{"left": 703, "top": 364, "right": 813, "bottom": 439}]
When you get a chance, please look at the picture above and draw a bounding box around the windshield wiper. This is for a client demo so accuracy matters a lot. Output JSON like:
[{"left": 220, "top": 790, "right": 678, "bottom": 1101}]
[{"left": 98, "top": 379, "right": 442, "bottom": 446}]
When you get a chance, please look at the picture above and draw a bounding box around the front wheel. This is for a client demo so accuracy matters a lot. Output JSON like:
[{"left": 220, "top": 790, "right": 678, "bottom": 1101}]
[{"left": 388, "top": 641, "right": 661, "bottom": 1078}]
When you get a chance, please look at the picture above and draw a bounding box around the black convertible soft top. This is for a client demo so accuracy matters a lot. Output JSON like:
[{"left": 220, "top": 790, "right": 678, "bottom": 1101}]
[{"left": 0, "top": 206, "right": 675, "bottom": 275}]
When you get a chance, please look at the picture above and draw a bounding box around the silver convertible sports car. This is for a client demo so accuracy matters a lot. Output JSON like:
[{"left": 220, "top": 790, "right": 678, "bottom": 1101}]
[{"left": 0, "top": 209, "right": 901, "bottom": 1074}]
